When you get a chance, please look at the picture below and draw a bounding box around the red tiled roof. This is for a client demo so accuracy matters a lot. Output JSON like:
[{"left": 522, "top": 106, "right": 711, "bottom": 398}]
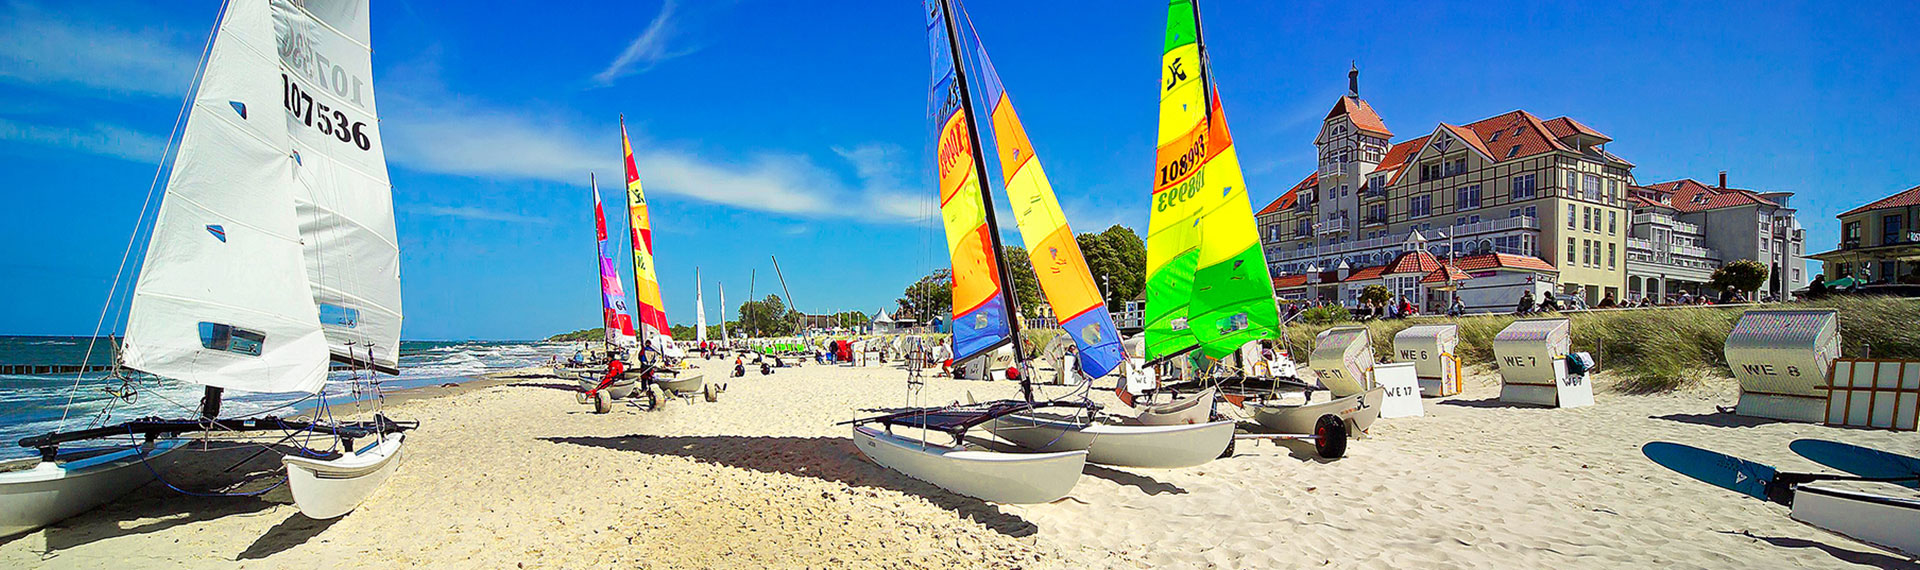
[
  {"left": 1437, "top": 123, "right": 1493, "bottom": 159},
  {"left": 1420, "top": 265, "right": 1473, "bottom": 284},
  {"left": 1258, "top": 173, "right": 1316, "bottom": 216},
  {"left": 1643, "top": 179, "right": 1780, "bottom": 213},
  {"left": 1544, "top": 116, "right": 1611, "bottom": 142},
  {"left": 1454, "top": 253, "right": 1556, "bottom": 272},
  {"left": 1839, "top": 184, "right": 1920, "bottom": 217},
  {"left": 1381, "top": 110, "right": 1580, "bottom": 187},
  {"left": 1384, "top": 250, "right": 1442, "bottom": 275},
  {"left": 1273, "top": 274, "right": 1309, "bottom": 289},
  {"left": 1326, "top": 96, "right": 1393, "bottom": 138},
  {"left": 1378, "top": 137, "right": 1428, "bottom": 186},
  {"left": 1343, "top": 265, "right": 1388, "bottom": 282}
]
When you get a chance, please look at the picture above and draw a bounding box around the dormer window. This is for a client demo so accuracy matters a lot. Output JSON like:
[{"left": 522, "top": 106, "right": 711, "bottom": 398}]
[{"left": 1489, "top": 130, "right": 1503, "bottom": 143}]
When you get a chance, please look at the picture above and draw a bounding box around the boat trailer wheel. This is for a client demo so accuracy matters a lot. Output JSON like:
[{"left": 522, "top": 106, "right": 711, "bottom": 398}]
[
  {"left": 703, "top": 383, "right": 720, "bottom": 402},
  {"left": 592, "top": 390, "right": 613, "bottom": 414},
  {"left": 1313, "top": 415, "right": 1348, "bottom": 459}
]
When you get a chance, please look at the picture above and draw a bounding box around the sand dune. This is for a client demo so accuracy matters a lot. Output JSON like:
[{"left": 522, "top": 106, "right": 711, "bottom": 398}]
[{"left": 2, "top": 357, "right": 1915, "bottom": 569}]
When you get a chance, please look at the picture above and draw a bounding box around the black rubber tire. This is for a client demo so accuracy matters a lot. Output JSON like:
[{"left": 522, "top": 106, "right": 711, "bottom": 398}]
[
  {"left": 593, "top": 390, "right": 612, "bottom": 414},
  {"left": 703, "top": 383, "right": 719, "bottom": 402},
  {"left": 1314, "top": 414, "right": 1348, "bottom": 459},
  {"left": 645, "top": 386, "right": 665, "bottom": 411}
]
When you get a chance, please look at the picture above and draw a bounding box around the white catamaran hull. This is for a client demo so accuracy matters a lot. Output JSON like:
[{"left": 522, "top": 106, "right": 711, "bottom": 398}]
[
  {"left": 656, "top": 373, "right": 705, "bottom": 395},
  {"left": 579, "top": 375, "right": 638, "bottom": 400},
  {"left": 1248, "top": 387, "right": 1386, "bottom": 434},
  {"left": 852, "top": 426, "right": 1083, "bottom": 504},
  {"left": 1132, "top": 387, "right": 1217, "bottom": 426},
  {"left": 0, "top": 441, "right": 182, "bottom": 538},
  {"left": 1791, "top": 484, "right": 1920, "bottom": 557},
  {"left": 284, "top": 433, "right": 405, "bottom": 519},
  {"left": 982, "top": 416, "right": 1234, "bottom": 469}
]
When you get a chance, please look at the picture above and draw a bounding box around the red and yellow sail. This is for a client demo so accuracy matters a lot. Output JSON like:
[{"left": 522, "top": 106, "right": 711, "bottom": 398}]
[
  {"left": 621, "top": 119, "right": 670, "bottom": 343},
  {"left": 927, "top": 1, "right": 1013, "bottom": 361}
]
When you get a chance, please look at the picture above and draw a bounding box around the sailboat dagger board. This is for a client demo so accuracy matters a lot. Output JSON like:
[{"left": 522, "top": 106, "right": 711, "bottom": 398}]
[{"left": 1791, "top": 439, "right": 1920, "bottom": 490}]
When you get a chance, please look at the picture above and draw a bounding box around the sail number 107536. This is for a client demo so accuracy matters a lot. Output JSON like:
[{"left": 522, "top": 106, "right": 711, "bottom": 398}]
[{"left": 283, "top": 74, "right": 371, "bottom": 151}]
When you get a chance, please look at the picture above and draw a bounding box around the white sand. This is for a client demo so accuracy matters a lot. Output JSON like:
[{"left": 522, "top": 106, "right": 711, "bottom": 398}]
[{"left": 4, "top": 357, "right": 1917, "bottom": 569}]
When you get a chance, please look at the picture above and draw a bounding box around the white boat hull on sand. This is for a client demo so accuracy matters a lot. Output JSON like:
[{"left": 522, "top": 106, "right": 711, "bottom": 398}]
[
  {"left": 0, "top": 440, "right": 182, "bottom": 538},
  {"left": 284, "top": 433, "right": 405, "bottom": 519},
  {"left": 656, "top": 373, "right": 705, "bottom": 395},
  {"left": 577, "top": 375, "right": 638, "bottom": 400},
  {"left": 1791, "top": 484, "right": 1920, "bottom": 557},
  {"left": 1248, "top": 387, "right": 1385, "bottom": 434},
  {"left": 983, "top": 416, "right": 1234, "bottom": 468},
  {"left": 1133, "top": 387, "right": 1217, "bottom": 426},
  {"left": 852, "top": 426, "right": 1083, "bottom": 504}
]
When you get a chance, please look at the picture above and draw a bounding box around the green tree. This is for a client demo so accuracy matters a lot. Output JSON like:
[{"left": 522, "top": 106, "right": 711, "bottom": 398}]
[
  {"left": 897, "top": 270, "right": 952, "bottom": 325},
  {"left": 1711, "top": 259, "right": 1769, "bottom": 300},
  {"left": 1360, "top": 284, "right": 1393, "bottom": 307},
  {"left": 737, "top": 295, "right": 796, "bottom": 337},
  {"left": 1002, "top": 245, "right": 1045, "bottom": 316}
]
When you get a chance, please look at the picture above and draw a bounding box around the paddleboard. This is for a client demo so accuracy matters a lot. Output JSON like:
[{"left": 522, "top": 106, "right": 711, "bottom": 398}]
[
  {"left": 1641, "top": 442, "right": 1782, "bottom": 503},
  {"left": 1791, "top": 439, "right": 1920, "bottom": 489}
]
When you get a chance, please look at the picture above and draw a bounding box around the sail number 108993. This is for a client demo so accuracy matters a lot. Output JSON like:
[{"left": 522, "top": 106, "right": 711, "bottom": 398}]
[{"left": 283, "top": 74, "right": 371, "bottom": 151}]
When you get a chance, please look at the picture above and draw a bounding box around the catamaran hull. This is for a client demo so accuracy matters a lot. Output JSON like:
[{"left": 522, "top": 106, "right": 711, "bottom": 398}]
[
  {"left": 578, "top": 376, "right": 638, "bottom": 400},
  {"left": 656, "top": 373, "right": 705, "bottom": 395},
  {"left": 1248, "top": 388, "right": 1385, "bottom": 434},
  {"left": 1132, "top": 387, "right": 1217, "bottom": 426},
  {"left": 1791, "top": 484, "right": 1920, "bottom": 557},
  {"left": 0, "top": 441, "right": 181, "bottom": 538},
  {"left": 283, "top": 433, "right": 405, "bottom": 519},
  {"left": 852, "top": 426, "right": 1083, "bottom": 504},
  {"left": 982, "top": 417, "right": 1234, "bottom": 468}
]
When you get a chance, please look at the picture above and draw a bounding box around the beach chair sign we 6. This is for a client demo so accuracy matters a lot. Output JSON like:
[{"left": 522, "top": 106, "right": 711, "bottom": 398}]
[
  {"left": 1492, "top": 318, "right": 1592, "bottom": 408},
  {"left": 1393, "top": 324, "right": 1462, "bottom": 397},
  {"left": 1722, "top": 309, "right": 1841, "bottom": 422}
]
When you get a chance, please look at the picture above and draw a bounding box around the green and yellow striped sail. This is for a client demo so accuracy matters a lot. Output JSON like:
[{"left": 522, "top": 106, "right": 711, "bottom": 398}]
[{"left": 1145, "top": 0, "right": 1278, "bottom": 360}]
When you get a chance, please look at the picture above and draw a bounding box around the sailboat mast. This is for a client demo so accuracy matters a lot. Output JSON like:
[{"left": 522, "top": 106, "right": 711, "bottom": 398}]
[
  {"left": 1189, "top": 0, "right": 1215, "bottom": 120},
  {"left": 771, "top": 255, "right": 797, "bottom": 333},
  {"left": 938, "top": 0, "right": 1030, "bottom": 391},
  {"left": 591, "top": 173, "right": 611, "bottom": 355}
]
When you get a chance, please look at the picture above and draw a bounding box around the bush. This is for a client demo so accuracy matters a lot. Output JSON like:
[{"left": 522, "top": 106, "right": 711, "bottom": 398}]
[{"left": 1299, "top": 305, "right": 1351, "bottom": 326}]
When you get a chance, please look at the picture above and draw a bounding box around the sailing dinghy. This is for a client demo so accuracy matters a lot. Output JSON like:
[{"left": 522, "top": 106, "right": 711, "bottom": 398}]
[
  {"left": 846, "top": 0, "right": 1097, "bottom": 503},
  {"left": 934, "top": 3, "right": 1232, "bottom": 469},
  {"left": 2, "top": 0, "right": 412, "bottom": 535},
  {"left": 575, "top": 175, "right": 642, "bottom": 412}
]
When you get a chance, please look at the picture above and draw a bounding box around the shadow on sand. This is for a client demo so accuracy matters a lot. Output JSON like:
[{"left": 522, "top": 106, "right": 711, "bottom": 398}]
[
  {"left": 1720, "top": 530, "right": 1918, "bottom": 568},
  {"left": 1651, "top": 411, "right": 1796, "bottom": 429},
  {"left": 542, "top": 434, "right": 1052, "bottom": 536},
  {"left": 509, "top": 381, "right": 583, "bottom": 393},
  {"left": 15, "top": 442, "right": 337, "bottom": 558},
  {"left": 1435, "top": 397, "right": 1554, "bottom": 410}
]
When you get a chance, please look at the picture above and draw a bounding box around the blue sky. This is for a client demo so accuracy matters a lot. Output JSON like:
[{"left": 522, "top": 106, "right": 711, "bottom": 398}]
[{"left": 1, "top": 0, "right": 1915, "bottom": 340}]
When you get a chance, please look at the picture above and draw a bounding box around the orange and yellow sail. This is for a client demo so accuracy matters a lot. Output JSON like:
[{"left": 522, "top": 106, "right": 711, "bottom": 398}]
[
  {"left": 961, "top": 15, "right": 1124, "bottom": 378},
  {"left": 926, "top": 0, "right": 1013, "bottom": 361},
  {"left": 621, "top": 119, "right": 670, "bottom": 345},
  {"left": 1144, "top": 0, "right": 1278, "bottom": 360}
]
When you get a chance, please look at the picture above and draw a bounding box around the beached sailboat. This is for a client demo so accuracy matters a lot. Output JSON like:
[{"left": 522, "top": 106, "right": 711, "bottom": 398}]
[
  {"left": 1, "top": 0, "right": 412, "bottom": 535},
  {"left": 939, "top": 4, "right": 1233, "bottom": 468},
  {"left": 1645, "top": 440, "right": 1920, "bottom": 556},
  {"left": 575, "top": 176, "right": 641, "bottom": 411},
  {"left": 846, "top": 0, "right": 1094, "bottom": 503},
  {"left": 1123, "top": 0, "right": 1373, "bottom": 457},
  {"left": 618, "top": 121, "right": 710, "bottom": 402}
]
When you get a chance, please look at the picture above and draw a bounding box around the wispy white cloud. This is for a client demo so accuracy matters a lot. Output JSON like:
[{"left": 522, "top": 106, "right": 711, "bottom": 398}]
[
  {"left": 403, "top": 205, "right": 550, "bottom": 224},
  {"left": 0, "top": 1, "right": 201, "bottom": 97},
  {"left": 377, "top": 93, "right": 931, "bottom": 224},
  {"left": 592, "top": 0, "right": 696, "bottom": 85},
  {"left": 0, "top": 117, "right": 165, "bottom": 163}
]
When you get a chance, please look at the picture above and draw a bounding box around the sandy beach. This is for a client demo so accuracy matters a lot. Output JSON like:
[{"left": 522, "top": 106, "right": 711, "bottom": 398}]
[{"left": 3, "top": 356, "right": 1917, "bottom": 569}]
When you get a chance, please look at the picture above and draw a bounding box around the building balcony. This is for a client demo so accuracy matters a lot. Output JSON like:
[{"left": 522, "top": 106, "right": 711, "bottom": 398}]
[
  {"left": 1446, "top": 216, "right": 1539, "bottom": 238},
  {"left": 1318, "top": 161, "right": 1347, "bottom": 177},
  {"left": 1362, "top": 215, "right": 1387, "bottom": 227},
  {"left": 1317, "top": 218, "right": 1350, "bottom": 234},
  {"left": 1362, "top": 187, "right": 1388, "bottom": 200}
]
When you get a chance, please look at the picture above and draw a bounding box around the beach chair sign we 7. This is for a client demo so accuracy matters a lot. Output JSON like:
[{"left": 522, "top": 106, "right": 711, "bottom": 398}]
[{"left": 1492, "top": 318, "right": 1592, "bottom": 408}]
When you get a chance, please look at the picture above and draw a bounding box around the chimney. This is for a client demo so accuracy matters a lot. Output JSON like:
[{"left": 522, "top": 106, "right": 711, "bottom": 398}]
[{"left": 1718, "top": 171, "right": 1727, "bottom": 190}]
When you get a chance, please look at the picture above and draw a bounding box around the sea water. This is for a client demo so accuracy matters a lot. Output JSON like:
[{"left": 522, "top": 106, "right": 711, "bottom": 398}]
[{"left": 0, "top": 336, "right": 576, "bottom": 460}]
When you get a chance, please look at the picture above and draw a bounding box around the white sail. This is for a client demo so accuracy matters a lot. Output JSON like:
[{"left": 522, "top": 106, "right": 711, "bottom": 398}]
[
  {"left": 695, "top": 269, "right": 708, "bottom": 343},
  {"left": 123, "top": 0, "right": 330, "bottom": 394},
  {"left": 718, "top": 283, "right": 728, "bottom": 341},
  {"left": 279, "top": 0, "right": 403, "bottom": 372}
]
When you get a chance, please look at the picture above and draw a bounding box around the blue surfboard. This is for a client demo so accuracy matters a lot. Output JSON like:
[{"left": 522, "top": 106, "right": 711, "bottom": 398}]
[
  {"left": 1791, "top": 439, "right": 1920, "bottom": 489},
  {"left": 1642, "top": 442, "right": 1781, "bottom": 503}
]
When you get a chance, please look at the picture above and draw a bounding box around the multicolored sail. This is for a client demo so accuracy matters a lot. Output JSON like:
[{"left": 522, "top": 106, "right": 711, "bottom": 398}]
[
  {"left": 1146, "top": 0, "right": 1278, "bottom": 360},
  {"left": 593, "top": 177, "right": 638, "bottom": 348},
  {"left": 926, "top": 0, "right": 1013, "bottom": 362},
  {"left": 961, "top": 17, "right": 1123, "bottom": 378},
  {"left": 621, "top": 119, "right": 671, "bottom": 346}
]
